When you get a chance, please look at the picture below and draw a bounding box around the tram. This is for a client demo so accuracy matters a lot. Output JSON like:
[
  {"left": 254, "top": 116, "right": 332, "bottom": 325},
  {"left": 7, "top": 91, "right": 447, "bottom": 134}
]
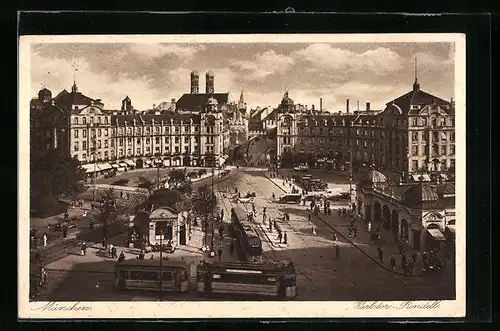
[
  {"left": 114, "top": 259, "right": 190, "bottom": 293},
  {"left": 196, "top": 260, "right": 297, "bottom": 299},
  {"left": 231, "top": 207, "right": 263, "bottom": 261}
]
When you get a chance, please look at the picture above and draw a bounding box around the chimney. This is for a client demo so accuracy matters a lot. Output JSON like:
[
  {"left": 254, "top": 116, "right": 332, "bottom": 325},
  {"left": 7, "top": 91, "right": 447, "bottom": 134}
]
[
  {"left": 311, "top": 104, "right": 315, "bottom": 112},
  {"left": 171, "top": 98, "right": 176, "bottom": 103},
  {"left": 346, "top": 99, "right": 350, "bottom": 114},
  {"left": 366, "top": 102, "right": 370, "bottom": 111},
  {"left": 320, "top": 98, "right": 323, "bottom": 111}
]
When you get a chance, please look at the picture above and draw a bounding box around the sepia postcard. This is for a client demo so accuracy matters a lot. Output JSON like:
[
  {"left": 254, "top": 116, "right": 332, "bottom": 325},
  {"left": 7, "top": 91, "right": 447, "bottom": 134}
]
[{"left": 19, "top": 33, "right": 466, "bottom": 319}]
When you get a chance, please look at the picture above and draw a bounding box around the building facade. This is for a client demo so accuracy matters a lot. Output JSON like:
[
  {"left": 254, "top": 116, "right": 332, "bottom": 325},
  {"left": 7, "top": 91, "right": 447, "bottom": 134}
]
[
  {"left": 274, "top": 78, "right": 456, "bottom": 183},
  {"left": 355, "top": 169, "right": 455, "bottom": 253},
  {"left": 30, "top": 71, "right": 231, "bottom": 172}
]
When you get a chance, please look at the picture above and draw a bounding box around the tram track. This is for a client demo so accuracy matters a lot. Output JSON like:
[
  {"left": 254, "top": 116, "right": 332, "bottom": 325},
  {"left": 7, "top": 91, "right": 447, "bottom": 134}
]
[{"left": 261, "top": 169, "right": 428, "bottom": 297}]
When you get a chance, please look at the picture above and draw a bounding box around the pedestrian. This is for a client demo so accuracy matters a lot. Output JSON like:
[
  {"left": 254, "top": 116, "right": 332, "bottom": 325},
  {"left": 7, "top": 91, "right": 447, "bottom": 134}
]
[
  {"left": 118, "top": 251, "right": 125, "bottom": 262},
  {"left": 64, "top": 210, "right": 69, "bottom": 220},
  {"left": 269, "top": 220, "right": 272, "bottom": 232},
  {"left": 217, "top": 248, "right": 223, "bottom": 261},
  {"left": 411, "top": 252, "right": 417, "bottom": 264},
  {"left": 377, "top": 246, "right": 383, "bottom": 263},
  {"left": 312, "top": 226, "right": 317, "bottom": 236},
  {"left": 401, "top": 252, "right": 407, "bottom": 269},
  {"left": 150, "top": 254, "right": 154, "bottom": 260},
  {"left": 308, "top": 214, "right": 312, "bottom": 223},
  {"left": 42, "top": 232, "right": 48, "bottom": 247},
  {"left": 283, "top": 231, "right": 288, "bottom": 245},
  {"left": 112, "top": 245, "right": 117, "bottom": 259},
  {"left": 367, "top": 221, "right": 372, "bottom": 233},
  {"left": 332, "top": 233, "right": 337, "bottom": 242},
  {"left": 62, "top": 226, "right": 67, "bottom": 239},
  {"left": 353, "top": 225, "right": 358, "bottom": 237},
  {"left": 278, "top": 232, "right": 282, "bottom": 243},
  {"left": 139, "top": 250, "right": 145, "bottom": 260},
  {"left": 408, "top": 259, "right": 414, "bottom": 275},
  {"left": 398, "top": 242, "right": 404, "bottom": 255},
  {"left": 335, "top": 244, "right": 340, "bottom": 259},
  {"left": 390, "top": 254, "right": 396, "bottom": 270},
  {"left": 263, "top": 207, "right": 267, "bottom": 215},
  {"left": 403, "top": 262, "right": 408, "bottom": 276},
  {"left": 422, "top": 251, "right": 428, "bottom": 265},
  {"left": 229, "top": 241, "right": 234, "bottom": 255},
  {"left": 272, "top": 192, "right": 275, "bottom": 200},
  {"left": 81, "top": 242, "right": 87, "bottom": 256}
]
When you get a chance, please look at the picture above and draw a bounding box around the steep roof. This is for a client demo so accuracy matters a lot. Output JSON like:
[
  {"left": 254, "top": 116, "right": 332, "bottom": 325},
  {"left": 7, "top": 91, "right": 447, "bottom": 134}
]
[
  {"left": 111, "top": 112, "right": 201, "bottom": 126},
  {"left": 402, "top": 183, "right": 443, "bottom": 210},
  {"left": 387, "top": 89, "right": 450, "bottom": 115},
  {"left": 53, "top": 89, "right": 95, "bottom": 108},
  {"left": 176, "top": 93, "right": 228, "bottom": 111}
]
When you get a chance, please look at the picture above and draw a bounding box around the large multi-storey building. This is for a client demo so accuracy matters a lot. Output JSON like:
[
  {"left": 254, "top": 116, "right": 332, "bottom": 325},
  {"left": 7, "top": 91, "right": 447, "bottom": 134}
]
[
  {"left": 274, "top": 76, "right": 455, "bottom": 183},
  {"left": 30, "top": 71, "right": 232, "bottom": 174}
]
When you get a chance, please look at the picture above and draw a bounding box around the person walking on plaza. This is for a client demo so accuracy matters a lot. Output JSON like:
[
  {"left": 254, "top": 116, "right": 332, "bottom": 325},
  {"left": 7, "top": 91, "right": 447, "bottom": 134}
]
[
  {"left": 390, "top": 254, "right": 396, "bottom": 270},
  {"left": 335, "top": 244, "right": 340, "bottom": 259},
  {"left": 377, "top": 246, "right": 383, "bottom": 263},
  {"left": 312, "top": 226, "right": 317, "bottom": 236},
  {"left": 118, "top": 251, "right": 125, "bottom": 262},
  {"left": 269, "top": 220, "right": 273, "bottom": 232},
  {"left": 217, "top": 248, "right": 223, "bottom": 261},
  {"left": 111, "top": 245, "right": 118, "bottom": 259},
  {"left": 401, "top": 252, "right": 407, "bottom": 269},
  {"left": 62, "top": 226, "right": 67, "bottom": 239},
  {"left": 229, "top": 241, "right": 234, "bottom": 256},
  {"left": 353, "top": 225, "right": 358, "bottom": 237},
  {"left": 64, "top": 210, "right": 69, "bottom": 221},
  {"left": 308, "top": 213, "right": 312, "bottom": 223},
  {"left": 283, "top": 231, "right": 288, "bottom": 245},
  {"left": 332, "top": 233, "right": 337, "bottom": 243},
  {"left": 42, "top": 232, "right": 48, "bottom": 247},
  {"left": 81, "top": 242, "right": 87, "bottom": 256},
  {"left": 367, "top": 221, "right": 372, "bottom": 233},
  {"left": 272, "top": 192, "right": 275, "bottom": 201}
]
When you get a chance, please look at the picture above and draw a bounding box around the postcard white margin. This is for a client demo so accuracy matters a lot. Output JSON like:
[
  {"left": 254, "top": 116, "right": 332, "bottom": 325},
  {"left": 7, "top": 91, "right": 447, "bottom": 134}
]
[{"left": 18, "top": 33, "right": 466, "bottom": 319}]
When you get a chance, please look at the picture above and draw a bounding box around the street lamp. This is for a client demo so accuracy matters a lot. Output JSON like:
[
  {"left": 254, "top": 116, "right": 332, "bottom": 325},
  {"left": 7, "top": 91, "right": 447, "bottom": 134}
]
[
  {"left": 155, "top": 156, "right": 162, "bottom": 191},
  {"left": 158, "top": 228, "right": 163, "bottom": 301},
  {"left": 91, "top": 136, "right": 97, "bottom": 206}
]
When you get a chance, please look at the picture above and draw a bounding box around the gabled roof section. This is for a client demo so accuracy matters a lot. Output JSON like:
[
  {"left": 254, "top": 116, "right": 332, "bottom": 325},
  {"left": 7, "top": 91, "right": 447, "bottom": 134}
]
[
  {"left": 53, "top": 89, "right": 95, "bottom": 109},
  {"left": 175, "top": 93, "right": 229, "bottom": 111},
  {"left": 262, "top": 108, "right": 279, "bottom": 121}
]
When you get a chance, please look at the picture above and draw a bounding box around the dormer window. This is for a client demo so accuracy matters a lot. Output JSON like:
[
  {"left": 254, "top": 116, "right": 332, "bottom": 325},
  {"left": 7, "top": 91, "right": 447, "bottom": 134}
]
[{"left": 411, "top": 105, "right": 420, "bottom": 110}]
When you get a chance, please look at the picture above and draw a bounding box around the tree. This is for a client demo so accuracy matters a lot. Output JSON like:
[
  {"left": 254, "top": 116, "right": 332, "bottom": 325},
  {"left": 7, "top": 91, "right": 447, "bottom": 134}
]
[
  {"left": 167, "top": 168, "right": 192, "bottom": 194},
  {"left": 191, "top": 185, "right": 218, "bottom": 247},
  {"left": 30, "top": 150, "right": 86, "bottom": 211},
  {"left": 96, "top": 188, "right": 118, "bottom": 241},
  {"left": 137, "top": 176, "right": 155, "bottom": 195}
]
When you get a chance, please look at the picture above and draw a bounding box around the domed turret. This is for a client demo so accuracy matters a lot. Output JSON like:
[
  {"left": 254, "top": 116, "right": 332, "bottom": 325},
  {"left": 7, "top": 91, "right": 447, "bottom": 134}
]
[
  {"left": 361, "top": 169, "right": 387, "bottom": 186},
  {"left": 402, "top": 183, "right": 440, "bottom": 209},
  {"left": 38, "top": 88, "right": 52, "bottom": 104},
  {"left": 281, "top": 91, "right": 294, "bottom": 107}
]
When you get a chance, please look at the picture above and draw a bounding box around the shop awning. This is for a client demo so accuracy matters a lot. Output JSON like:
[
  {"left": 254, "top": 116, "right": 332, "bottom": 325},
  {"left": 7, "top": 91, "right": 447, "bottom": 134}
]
[
  {"left": 427, "top": 228, "right": 446, "bottom": 240},
  {"left": 163, "top": 160, "right": 170, "bottom": 166},
  {"left": 412, "top": 174, "right": 431, "bottom": 182},
  {"left": 145, "top": 160, "right": 152, "bottom": 165},
  {"left": 125, "top": 160, "right": 135, "bottom": 167},
  {"left": 81, "top": 163, "right": 98, "bottom": 174},
  {"left": 97, "top": 162, "right": 113, "bottom": 171},
  {"left": 446, "top": 225, "right": 455, "bottom": 233},
  {"left": 119, "top": 162, "right": 128, "bottom": 167},
  {"left": 110, "top": 163, "right": 120, "bottom": 168}
]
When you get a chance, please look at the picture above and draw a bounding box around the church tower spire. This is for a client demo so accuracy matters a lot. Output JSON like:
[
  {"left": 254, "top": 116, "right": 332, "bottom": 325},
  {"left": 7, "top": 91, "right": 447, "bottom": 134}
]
[
  {"left": 413, "top": 57, "right": 420, "bottom": 91},
  {"left": 72, "top": 62, "right": 79, "bottom": 93}
]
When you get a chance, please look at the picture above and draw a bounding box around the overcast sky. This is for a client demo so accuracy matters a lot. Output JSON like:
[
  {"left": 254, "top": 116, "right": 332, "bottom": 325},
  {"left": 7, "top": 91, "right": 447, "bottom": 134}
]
[{"left": 31, "top": 42, "right": 455, "bottom": 112}]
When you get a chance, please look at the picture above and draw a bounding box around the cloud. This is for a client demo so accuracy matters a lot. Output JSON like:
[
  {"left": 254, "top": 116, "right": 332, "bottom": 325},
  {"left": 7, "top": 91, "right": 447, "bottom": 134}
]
[
  {"left": 293, "top": 44, "right": 405, "bottom": 75},
  {"left": 231, "top": 50, "right": 295, "bottom": 80},
  {"left": 128, "top": 44, "right": 205, "bottom": 61},
  {"left": 31, "top": 54, "right": 163, "bottom": 110}
]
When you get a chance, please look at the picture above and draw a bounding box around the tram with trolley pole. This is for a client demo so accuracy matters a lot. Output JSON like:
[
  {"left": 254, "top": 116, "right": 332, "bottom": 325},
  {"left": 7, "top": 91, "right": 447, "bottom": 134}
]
[
  {"left": 196, "top": 260, "right": 297, "bottom": 299},
  {"left": 230, "top": 207, "right": 263, "bottom": 262},
  {"left": 114, "top": 259, "right": 190, "bottom": 293}
]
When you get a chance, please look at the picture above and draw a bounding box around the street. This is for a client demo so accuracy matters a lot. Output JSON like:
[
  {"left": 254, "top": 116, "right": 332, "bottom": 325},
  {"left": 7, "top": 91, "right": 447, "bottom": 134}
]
[{"left": 31, "top": 167, "right": 455, "bottom": 301}]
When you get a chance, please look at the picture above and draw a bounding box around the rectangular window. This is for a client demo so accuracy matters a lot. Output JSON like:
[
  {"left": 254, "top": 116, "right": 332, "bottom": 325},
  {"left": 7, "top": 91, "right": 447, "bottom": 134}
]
[
  {"left": 412, "top": 145, "right": 418, "bottom": 156},
  {"left": 98, "top": 117, "right": 101, "bottom": 124},
  {"left": 98, "top": 129, "right": 102, "bottom": 137},
  {"left": 138, "top": 128, "right": 142, "bottom": 135},
  {"left": 104, "top": 117, "right": 109, "bottom": 124},
  {"left": 137, "top": 148, "right": 141, "bottom": 154},
  {"left": 175, "top": 146, "right": 179, "bottom": 153},
  {"left": 412, "top": 160, "right": 419, "bottom": 171},
  {"left": 155, "top": 137, "right": 160, "bottom": 144},
  {"left": 175, "top": 127, "right": 180, "bottom": 133},
  {"left": 110, "top": 140, "right": 114, "bottom": 148},
  {"left": 90, "top": 117, "right": 94, "bottom": 124},
  {"left": 146, "top": 147, "right": 150, "bottom": 152},
  {"left": 74, "top": 141, "right": 79, "bottom": 151},
  {"left": 450, "top": 145, "right": 455, "bottom": 155},
  {"left": 194, "top": 127, "right": 198, "bottom": 132},
  {"left": 184, "top": 137, "right": 189, "bottom": 143},
  {"left": 82, "top": 117, "right": 87, "bottom": 125},
  {"left": 104, "top": 140, "right": 108, "bottom": 148},
  {"left": 165, "top": 127, "right": 169, "bottom": 134},
  {"left": 155, "top": 147, "right": 160, "bottom": 152},
  {"left": 74, "top": 117, "right": 79, "bottom": 125},
  {"left": 74, "top": 130, "right": 79, "bottom": 138},
  {"left": 146, "top": 138, "right": 150, "bottom": 144},
  {"left": 104, "top": 129, "right": 108, "bottom": 136},
  {"left": 194, "top": 137, "right": 198, "bottom": 143},
  {"left": 412, "top": 132, "right": 418, "bottom": 142},
  {"left": 97, "top": 140, "right": 102, "bottom": 148},
  {"left": 155, "top": 127, "right": 160, "bottom": 134},
  {"left": 440, "top": 145, "right": 446, "bottom": 155},
  {"left": 185, "top": 126, "right": 190, "bottom": 133},
  {"left": 119, "top": 139, "right": 123, "bottom": 147},
  {"left": 82, "top": 141, "right": 87, "bottom": 150},
  {"left": 450, "top": 132, "right": 455, "bottom": 142},
  {"left": 175, "top": 137, "right": 179, "bottom": 143},
  {"left": 127, "top": 137, "right": 132, "bottom": 144},
  {"left": 165, "top": 137, "right": 170, "bottom": 144}
]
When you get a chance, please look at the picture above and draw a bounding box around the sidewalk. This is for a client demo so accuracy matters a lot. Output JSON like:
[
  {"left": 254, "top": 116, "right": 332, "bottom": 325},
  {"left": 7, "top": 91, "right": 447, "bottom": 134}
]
[{"left": 263, "top": 173, "right": 438, "bottom": 277}]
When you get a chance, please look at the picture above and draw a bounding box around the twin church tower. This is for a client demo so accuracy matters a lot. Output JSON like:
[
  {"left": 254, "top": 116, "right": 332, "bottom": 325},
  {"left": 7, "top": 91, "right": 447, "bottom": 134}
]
[{"left": 190, "top": 70, "right": 214, "bottom": 94}]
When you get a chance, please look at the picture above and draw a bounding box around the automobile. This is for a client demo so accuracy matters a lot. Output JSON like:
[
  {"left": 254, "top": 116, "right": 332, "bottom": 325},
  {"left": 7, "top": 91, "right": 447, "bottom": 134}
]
[
  {"left": 278, "top": 193, "right": 302, "bottom": 204},
  {"left": 244, "top": 192, "right": 256, "bottom": 198},
  {"left": 236, "top": 197, "right": 254, "bottom": 204},
  {"left": 48, "top": 218, "right": 79, "bottom": 231},
  {"left": 294, "top": 165, "right": 309, "bottom": 171}
]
